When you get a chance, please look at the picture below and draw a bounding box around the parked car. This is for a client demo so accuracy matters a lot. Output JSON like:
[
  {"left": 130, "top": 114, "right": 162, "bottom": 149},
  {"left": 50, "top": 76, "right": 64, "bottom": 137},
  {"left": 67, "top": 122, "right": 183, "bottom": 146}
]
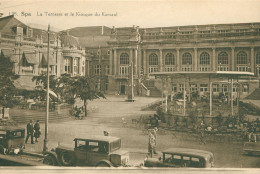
[
  {"left": 144, "top": 148, "right": 214, "bottom": 168},
  {"left": 0, "top": 126, "right": 25, "bottom": 154},
  {"left": 243, "top": 142, "right": 260, "bottom": 155},
  {"left": 43, "top": 135, "right": 129, "bottom": 167}
]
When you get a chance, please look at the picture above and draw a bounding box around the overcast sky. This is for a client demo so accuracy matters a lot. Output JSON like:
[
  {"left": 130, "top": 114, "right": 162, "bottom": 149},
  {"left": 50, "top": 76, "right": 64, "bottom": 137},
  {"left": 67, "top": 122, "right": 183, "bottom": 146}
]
[{"left": 1, "top": 0, "right": 260, "bottom": 30}]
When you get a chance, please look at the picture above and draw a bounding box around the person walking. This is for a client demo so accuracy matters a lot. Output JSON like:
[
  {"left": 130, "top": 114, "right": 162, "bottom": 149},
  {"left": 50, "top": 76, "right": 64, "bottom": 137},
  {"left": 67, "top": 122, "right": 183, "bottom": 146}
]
[
  {"left": 34, "top": 120, "right": 41, "bottom": 142},
  {"left": 25, "top": 120, "right": 34, "bottom": 144}
]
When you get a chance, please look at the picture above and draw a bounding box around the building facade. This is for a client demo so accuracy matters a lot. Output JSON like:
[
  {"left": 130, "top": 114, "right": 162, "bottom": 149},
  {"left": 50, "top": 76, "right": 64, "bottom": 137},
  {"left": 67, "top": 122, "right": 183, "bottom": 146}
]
[{"left": 107, "top": 23, "right": 260, "bottom": 98}]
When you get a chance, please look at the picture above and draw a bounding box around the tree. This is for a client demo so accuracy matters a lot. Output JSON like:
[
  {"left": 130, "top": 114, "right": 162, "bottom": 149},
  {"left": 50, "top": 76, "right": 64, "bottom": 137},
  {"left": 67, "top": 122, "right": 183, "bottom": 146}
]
[
  {"left": 65, "top": 76, "right": 106, "bottom": 117},
  {"left": 0, "top": 55, "right": 20, "bottom": 107}
]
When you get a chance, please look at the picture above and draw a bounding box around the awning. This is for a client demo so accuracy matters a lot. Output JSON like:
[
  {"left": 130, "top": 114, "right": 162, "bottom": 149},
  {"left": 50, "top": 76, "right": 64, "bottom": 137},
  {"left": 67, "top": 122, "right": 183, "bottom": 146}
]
[
  {"left": 42, "top": 53, "right": 56, "bottom": 66},
  {"left": 24, "top": 53, "right": 38, "bottom": 64},
  {"left": 1, "top": 49, "right": 13, "bottom": 58}
]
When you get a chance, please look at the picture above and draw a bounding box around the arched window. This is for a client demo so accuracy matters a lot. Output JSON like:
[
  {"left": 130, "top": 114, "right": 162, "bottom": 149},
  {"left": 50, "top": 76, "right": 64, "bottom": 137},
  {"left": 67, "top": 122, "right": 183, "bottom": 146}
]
[
  {"left": 237, "top": 51, "right": 247, "bottom": 64},
  {"left": 165, "top": 53, "right": 175, "bottom": 65},
  {"left": 200, "top": 52, "right": 210, "bottom": 65},
  {"left": 149, "top": 53, "right": 158, "bottom": 65},
  {"left": 256, "top": 52, "right": 260, "bottom": 64},
  {"left": 182, "top": 52, "right": 192, "bottom": 65},
  {"left": 218, "top": 52, "right": 228, "bottom": 64},
  {"left": 120, "top": 53, "right": 129, "bottom": 65}
]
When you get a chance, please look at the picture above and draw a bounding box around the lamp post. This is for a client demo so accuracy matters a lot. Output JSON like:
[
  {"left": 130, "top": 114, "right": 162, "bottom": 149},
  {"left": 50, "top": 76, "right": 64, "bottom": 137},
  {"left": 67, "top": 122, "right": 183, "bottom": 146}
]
[{"left": 43, "top": 24, "right": 50, "bottom": 153}]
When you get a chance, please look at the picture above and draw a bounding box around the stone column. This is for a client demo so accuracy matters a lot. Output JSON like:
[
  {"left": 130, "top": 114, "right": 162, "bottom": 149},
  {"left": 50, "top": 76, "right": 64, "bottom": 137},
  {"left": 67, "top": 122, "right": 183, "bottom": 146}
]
[
  {"left": 251, "top": 47, "right": 254, "bottom": 73},
  {"left": 135, "top": 48, "right": 138, "bottom": 75},
  {"left": 143, "top": 49, "right": 148, "bottom": 76},
  {"left": 109, "top": 49, "right": 113, "bottom": 75},
  {"left": 212, "top": 47, "right": 216, "bottom": 71},
  {"left": 176, "top": 48, "right": 180, "bottom": 71},
  {"left": 194, "top": 48, "right": 198, "bottom": 71},
  {"left": 113, "top": 49, "right": 117, "bottom": 75},
  {"left": 138, "top": 47, "right": 142, "bottom": 76},
  {"left": 71, "top": 57, "right": 74, "bottom": 76},
  {"left": 231, "top": 47, "right": 235, "bottom": 71},
  {"left": 159, "top": 49, "right": 163, "bottom": 72}
]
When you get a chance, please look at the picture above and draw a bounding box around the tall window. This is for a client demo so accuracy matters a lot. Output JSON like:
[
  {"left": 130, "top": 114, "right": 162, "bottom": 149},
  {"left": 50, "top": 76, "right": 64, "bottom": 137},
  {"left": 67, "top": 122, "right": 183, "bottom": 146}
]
[
  {"left": 200, "top": 52, "right": 210, "bottom": 65},
  {"left": 218, "top": 52, "right": 228, "bottom": 65},
  {"left": 73, "top": 58, "right": 79, "bottom": 75},
  {"left": 237, "top": 51, "right": 247, "bottom": 64},
  {"left": 95, "top": 64, "right": 101, "bottom": 75},
  {"left": 149, "top": 53, "right": 158, "bottom": 65},
  {"left": 105, "top": 65, "right": 110, "bottom": 75},
  {"left": 218, "top": 52, "right": 229, "bottom": 71},
  {"left": 120, "top": 53, "right": 129, "bottom": 65},
  {"left": 182, "top": 52, "right": 192, "bottom": 65},
  {"left": 256, "top": 52, "right": 260, "bottom": 64},
  {"left": 237, "top": 51, "right": 247, "bottom": 71},
  {"left": 149, "top": 53, "right": 159, "bottom": 73},
  {"left": 119, "top": 53, "right": 129, "bottom": 75},
  {"left": 165, "top": 53, "right": 175, "bottom": 65},
  {"left": 64, "top": 57, "right": 71, "bottom": 73}
]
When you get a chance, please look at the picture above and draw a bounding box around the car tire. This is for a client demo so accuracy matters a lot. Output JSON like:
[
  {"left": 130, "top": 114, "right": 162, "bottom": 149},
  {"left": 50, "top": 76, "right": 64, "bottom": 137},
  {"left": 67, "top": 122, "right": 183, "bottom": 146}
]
[
  {"left": 43, "top": 155, "right": 57, "bottom": 166},
  {"left": 59, "top": 151, "right": 75, "bottom": 166},
  {"left": 96, "top": 162, "right": 112, "bottom": 167},
  {"left": 0, "top": 146, "right": 6, "bottom": 155}
]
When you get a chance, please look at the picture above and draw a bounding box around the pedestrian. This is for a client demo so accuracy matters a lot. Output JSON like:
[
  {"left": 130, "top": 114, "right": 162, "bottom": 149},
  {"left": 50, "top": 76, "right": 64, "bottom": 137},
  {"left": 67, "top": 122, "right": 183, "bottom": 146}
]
[
  {"left": 25, "top": 120, "right": 34, "bottom": 144},
  {"left": 152, "top": 127, "right": 158, "bottom": 154},
  {"left": 34, "top": 120, "right": 41, "bottom": 142},
  {"left": 248, "top": 123, "right": 257, "bottom": 142},
  {"left": 148, "top": 130, "right": 155, "bottom": 157}
]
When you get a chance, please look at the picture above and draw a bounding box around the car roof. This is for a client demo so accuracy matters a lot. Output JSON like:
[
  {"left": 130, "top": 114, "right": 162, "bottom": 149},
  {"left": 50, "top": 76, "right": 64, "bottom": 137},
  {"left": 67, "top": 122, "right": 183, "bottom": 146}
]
[
  {"left": 0, "top": 126, "right": 25, "bottom": 131},
  {"left": 163, "top": 148, "right": 213, "bottom": 159},
  {"left": 74, "top": 136, "right": 120, "bottom": 143}
]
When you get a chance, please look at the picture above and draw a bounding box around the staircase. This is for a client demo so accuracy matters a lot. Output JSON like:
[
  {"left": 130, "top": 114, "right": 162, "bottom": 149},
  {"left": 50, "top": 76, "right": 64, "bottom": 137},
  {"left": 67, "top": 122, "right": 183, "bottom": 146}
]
[
  {"left": 143, "top": 79, "right": 162, "bottom": 97},
  {"left": 10, "top": 104, "right": 72, "bottom": 124},
  {"left": 245, "top": 88, "right": 260, "bottom": 100}
]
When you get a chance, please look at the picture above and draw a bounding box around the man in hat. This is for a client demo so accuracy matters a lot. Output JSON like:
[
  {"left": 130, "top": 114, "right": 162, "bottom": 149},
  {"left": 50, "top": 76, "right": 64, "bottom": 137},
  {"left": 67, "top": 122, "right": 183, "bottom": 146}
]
[{"left": 26, "top": 120, "right": 34, "bottom": 144}]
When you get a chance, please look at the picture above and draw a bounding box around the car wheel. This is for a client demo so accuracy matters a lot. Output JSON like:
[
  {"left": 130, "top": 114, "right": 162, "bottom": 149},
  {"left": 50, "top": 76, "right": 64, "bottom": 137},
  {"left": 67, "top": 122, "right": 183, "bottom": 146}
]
[
  {"left": 96, "top": 162, "right": 112, "bottom": 167},
  {"left": 0, "top": 146, "right": 6, "bottom": 155},
  {"left": 43, "top": 155, "right": 57, "bottom": 166},
  {"left": 59, "top": 151, "right": 75, "bottom": 166}
]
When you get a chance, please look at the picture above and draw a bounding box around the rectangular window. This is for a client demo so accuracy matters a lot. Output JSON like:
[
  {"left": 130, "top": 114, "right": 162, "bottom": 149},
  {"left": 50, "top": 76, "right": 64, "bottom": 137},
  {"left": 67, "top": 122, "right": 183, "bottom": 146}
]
[
  {"left": 73, "top": 58, "right": 79, "bottom": 75},
  {"left": 242, "top": 84, "right": 249, "bottom": 92},
  {"left": 213, "top": 84, "right": 219, "bottom": 92},
  {"left": 172, "top": 84, "right": 177, "bottom": 92},
  {"left": 105, "top": 65, "right": 110, "bottom": 75},
  {"left": 64, "top": 58, "right": 71, "bottom": 74},
  {"left": 95, "top": 64, "right": 101, "bottom": 75}
]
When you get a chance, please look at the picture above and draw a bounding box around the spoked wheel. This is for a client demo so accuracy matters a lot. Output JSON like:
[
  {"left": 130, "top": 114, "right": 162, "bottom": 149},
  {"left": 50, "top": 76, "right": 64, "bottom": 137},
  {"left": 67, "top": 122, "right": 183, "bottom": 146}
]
[
  {"left": 43, "top": 155, "right": 57, "bottom": 166},
  {"left": 59, "top": 151, "right": 75, "bottom": 166}
]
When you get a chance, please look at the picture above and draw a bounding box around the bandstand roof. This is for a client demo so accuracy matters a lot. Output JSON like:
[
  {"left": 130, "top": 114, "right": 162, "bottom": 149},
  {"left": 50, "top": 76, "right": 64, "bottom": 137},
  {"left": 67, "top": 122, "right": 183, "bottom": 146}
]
[{"left": 150, "top": 71, "right": 254, "bottom": 77}]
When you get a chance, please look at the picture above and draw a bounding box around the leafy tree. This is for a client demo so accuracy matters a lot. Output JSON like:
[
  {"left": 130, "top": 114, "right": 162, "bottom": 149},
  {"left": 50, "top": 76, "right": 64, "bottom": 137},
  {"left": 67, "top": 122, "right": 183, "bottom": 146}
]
[
  {"left": 0, "top": 55, "right": 20, "bottom": 107},
  {"left": 65, "top": 76, "right": 106, "bottom": 117}
]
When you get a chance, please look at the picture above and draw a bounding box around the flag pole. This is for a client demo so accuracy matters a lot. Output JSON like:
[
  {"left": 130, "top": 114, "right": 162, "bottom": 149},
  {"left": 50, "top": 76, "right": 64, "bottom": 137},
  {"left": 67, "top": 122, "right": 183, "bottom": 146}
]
[{"left": 43, "top": 24, "right": 50, "bottom": 153}]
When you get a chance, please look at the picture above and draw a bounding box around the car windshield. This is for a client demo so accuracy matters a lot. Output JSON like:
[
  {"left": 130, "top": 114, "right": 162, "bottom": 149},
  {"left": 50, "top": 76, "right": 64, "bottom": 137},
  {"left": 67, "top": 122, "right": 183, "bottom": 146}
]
[
  {"left": 110, "top": 139, "right": 121, "bottom": 152},
  {"left": 7, "top": 130, "right": 24, "bottom": 138}
]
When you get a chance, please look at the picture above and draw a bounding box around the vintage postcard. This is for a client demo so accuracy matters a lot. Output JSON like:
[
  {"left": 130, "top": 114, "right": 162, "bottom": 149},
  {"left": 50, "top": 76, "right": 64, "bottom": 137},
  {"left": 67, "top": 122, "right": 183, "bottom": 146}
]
[{"left": 0, "top": 0, "right": 260, "bottom": 173}]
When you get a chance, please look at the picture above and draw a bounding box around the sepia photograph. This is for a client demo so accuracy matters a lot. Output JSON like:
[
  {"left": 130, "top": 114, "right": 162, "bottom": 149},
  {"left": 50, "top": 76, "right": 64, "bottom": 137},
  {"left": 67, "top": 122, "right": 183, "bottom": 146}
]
[{"left": 0, "top": 0, "right": 260, "bottom": 173}]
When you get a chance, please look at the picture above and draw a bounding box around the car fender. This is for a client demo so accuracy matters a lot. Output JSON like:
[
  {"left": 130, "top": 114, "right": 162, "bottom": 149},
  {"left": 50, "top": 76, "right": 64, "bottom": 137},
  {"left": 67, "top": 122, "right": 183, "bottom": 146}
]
[
  {"left": 96, "top": 159, "right": 114, "bottom": 167},
  {"left": 44, "top": 151, "right": 61, "bottom": 166}
]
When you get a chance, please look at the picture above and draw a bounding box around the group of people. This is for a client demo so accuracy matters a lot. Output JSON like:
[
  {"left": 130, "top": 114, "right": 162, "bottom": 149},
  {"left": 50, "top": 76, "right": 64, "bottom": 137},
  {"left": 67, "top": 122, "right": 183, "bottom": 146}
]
[{"left": 25, "top": 120, "right": 41, "bottom": 144}]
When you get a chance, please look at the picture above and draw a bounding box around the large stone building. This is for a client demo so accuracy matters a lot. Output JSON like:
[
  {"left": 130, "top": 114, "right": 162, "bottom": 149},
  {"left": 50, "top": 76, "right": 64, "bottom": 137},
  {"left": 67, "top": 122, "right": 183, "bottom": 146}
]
[
  {"left": 1, "top": 15, "right": 260, "bottom": 99},
  {"left": 0, "top": 15, "right": 85, "bottom": 89},
  {"left": 107, "top": 24, "right": 260, "bottom": 98}
]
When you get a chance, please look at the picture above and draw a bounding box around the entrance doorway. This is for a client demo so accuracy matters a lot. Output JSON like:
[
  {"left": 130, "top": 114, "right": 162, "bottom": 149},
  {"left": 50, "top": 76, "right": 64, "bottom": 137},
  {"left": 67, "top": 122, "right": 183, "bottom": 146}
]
[{"left": 120, "top": 84, "right": 126, "bottom": 95}]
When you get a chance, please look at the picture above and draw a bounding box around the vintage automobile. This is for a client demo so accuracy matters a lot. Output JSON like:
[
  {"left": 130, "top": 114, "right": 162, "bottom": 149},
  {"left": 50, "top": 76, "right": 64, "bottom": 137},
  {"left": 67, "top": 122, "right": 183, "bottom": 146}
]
[
  {"left": 243, "top": 142, "right": 260, "bottom": 155},
  {"left": 43, "top": 135, "right": 129, "bottom": 167},
  {"left": 144, "top": 148, "right": 214, "bottom": 168},
  {"left": 0, "top": 126, "right": 25, "bottom": 154}
]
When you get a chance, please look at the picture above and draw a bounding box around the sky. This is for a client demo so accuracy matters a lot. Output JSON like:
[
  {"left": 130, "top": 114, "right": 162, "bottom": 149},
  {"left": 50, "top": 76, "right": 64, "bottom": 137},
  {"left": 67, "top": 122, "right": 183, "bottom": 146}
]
[{"left": 1, "top": 0, "right": 260, "bottom": 30}]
